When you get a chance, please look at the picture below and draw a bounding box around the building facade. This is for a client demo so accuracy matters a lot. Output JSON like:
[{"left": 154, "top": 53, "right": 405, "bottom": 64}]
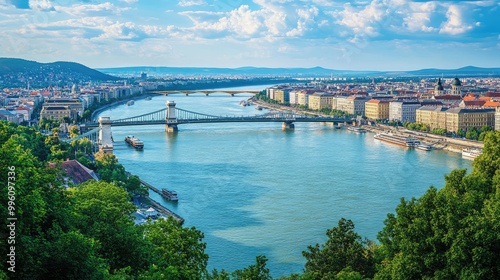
[
  {"left": 445, "top": 107, "right": 495, "bottom": 132},
  {"left": 365, "top": 99, "right": 390, "bottom": 120},
  {"left": 389, "top": 101, "right": 422, "bottom": 123}
]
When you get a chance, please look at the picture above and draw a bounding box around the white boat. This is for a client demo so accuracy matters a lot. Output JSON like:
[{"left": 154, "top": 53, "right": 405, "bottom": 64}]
[
  {"left": 416, "top": 144, "right": 432, "bottom": 151},
  {"left": 127, "top": 100, "right": 135, "bottom": 106},
  {"left": 145, "top": 96, "right": 152, "bottom": 100},
  {"left": 161, "top": 189, "right": 178, "bottom": 201},
  {"left": 240, "top": 100, "right": 250, "bottom": 106},
  {"left": 347, "top": 126, "right": 366, "bottom": 133},
  {"left": 374, "top": 132, "right": 420, "bottom": 147},
  {"left": 125, "top": 135, "right": 144, "bottom": 149},
  {"left": 255, "top": 105, "right": 263, "bottom": 110},
  {"left": 462, "top": 148, "right": 482, "bottom": 160}
]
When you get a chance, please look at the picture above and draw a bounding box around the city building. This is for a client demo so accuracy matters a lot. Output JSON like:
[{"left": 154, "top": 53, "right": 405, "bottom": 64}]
[
  {"left": 40, "top": 106, "right": 72, "bottom": 120},
  {"left": 445, "top": 107, "right": 495, "bottom": 132},
  {"left": 42, "top": 98, "right": 83, "bottom": 120},
  {"left": 365, "top": 99, "right": 390, "bottom": 120},
  {"left": 416, "top": 106, "right": 448, "bottom": 130},
  {"left": 308, "top": 92, "right": 334, "bottom": 110},
  {"left": 389, "top": 101, "right": 422, "bottom": 123}
]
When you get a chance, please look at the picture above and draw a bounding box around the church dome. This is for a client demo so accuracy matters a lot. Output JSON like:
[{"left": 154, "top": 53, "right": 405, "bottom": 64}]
[{"left": 452, "top": 77, "right": 461, "bottom": 86}]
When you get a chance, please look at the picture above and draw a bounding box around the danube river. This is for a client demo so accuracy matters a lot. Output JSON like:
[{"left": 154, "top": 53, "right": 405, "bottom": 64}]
[{"left": 99, "top": 88, "right": 472, "bottom": 277}]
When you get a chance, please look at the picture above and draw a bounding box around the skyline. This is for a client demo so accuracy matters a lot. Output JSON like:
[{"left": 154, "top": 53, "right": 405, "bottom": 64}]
[{"left": 1, "top": 0, "right": 499, "bottom": 71}]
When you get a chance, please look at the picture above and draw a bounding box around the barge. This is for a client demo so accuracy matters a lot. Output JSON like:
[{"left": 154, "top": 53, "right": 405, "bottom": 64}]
[{"left": 374, "top": 132, "right": 420, "bottom": 147}]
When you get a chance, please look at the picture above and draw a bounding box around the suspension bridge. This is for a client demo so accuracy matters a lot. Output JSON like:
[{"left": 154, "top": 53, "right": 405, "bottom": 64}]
[{"left": 70, "top": 101, "right": 352, "bottom": 153}]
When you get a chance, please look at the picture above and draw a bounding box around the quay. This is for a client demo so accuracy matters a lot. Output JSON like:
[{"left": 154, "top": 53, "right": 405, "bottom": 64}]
[{"left": 140, "top": 179, "right": 184, "bottom": 224}]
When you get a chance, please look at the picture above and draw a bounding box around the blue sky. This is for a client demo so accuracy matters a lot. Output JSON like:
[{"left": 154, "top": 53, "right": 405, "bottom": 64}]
[{"left": 0, "top": 0, "right": 499, "bottom": 70}]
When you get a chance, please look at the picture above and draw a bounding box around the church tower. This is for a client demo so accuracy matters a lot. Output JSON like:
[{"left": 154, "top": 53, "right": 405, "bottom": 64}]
[
  {"left": 451, "top": 77, "right": 462, "bottom": 96},
  {"left": 434, "top": 78, "right": 444, "bottom": 96}
]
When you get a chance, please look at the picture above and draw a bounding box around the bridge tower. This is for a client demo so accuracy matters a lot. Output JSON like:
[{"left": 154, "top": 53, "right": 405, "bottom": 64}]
[
  {"left": 98, "top": 116, "right": 114, "bottom": 153},
  {"left": 282, "top": 121, "right": 295, "bottom": 130},
  {"left": 165, "top": 101, "right": 178, "bottom": 133}
]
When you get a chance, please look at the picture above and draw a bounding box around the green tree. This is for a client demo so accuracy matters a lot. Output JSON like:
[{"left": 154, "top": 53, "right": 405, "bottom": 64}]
[
  {"left": 68, "top": 180, "right": 150, "bottom": 275},
  {"left": 69, "top": 125, "right": 80, "bottom": 138},
  {"left": 231, "top": 256, "right": 272, "bottom": 280},
  {"left": 140, "top": 217, "right": 209, "bottom": 279},
  {"left": 302, "top": 218, "right": 375, "bottom": 279}
]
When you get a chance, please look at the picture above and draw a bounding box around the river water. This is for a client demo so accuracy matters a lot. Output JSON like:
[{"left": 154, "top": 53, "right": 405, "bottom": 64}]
[{"left": 98, "top": 86, "right": 472, "bottom": 277}]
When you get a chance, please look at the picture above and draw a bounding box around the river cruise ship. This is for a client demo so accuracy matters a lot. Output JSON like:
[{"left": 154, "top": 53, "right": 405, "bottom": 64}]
[
  {"left": 462, "top": 148, "right": 482, "bottom": 160},
  {"left": 374, "top": 132, "right": 420, "bottom": 147},
  {"left": 161, "top": 188, "right": 178, "bottom": 201},
  {"left": 125, "top": 135, "right": 144, "bottom": 149}
]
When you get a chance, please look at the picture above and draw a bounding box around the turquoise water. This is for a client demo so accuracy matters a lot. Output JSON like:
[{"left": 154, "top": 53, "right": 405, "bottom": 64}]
[{"left": 99, "top": 91, "right": 472, "bottom": 277}]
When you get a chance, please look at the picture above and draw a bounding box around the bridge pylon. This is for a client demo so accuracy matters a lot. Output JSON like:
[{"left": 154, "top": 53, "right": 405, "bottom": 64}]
[
  {"left": 98, "top": 116, "right": 114, "bottom": 153},
  {"left": 282, "top": 121, "right": 295, "bottom": 130},
  {"left": 166, "top": 101, "right": 178, "bottom": 133}
]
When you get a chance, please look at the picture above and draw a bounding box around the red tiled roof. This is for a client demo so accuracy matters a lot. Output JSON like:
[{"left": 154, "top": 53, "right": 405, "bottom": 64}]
[
  {"left": 61, "top": 160, "right": 98, "bottom": 185},
  {"left": 483, "top": 101, "right": 500, "bottom": 108}
]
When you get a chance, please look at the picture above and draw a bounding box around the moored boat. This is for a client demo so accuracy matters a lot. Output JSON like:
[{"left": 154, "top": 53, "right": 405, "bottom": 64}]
[
  {"left": 374, "top": 132, "right": 420, "bottom": 147},
  {"left": 462, "top": 148, "right": 482, "bottom": 160},
  {"left": 347, "top": 126, "right": 366, "bottom": 133},
  {"left": 416, "top": 144, "right": 432, "bottom": 151},
  {"left": 161, "top": 188, "right": 178, "bottom": 201},
  {"left": 125, "top": 135, "right": 144, "bottom": 149},
  {"left": 127, "top": 100, "right": 135, "bottom": 106}
]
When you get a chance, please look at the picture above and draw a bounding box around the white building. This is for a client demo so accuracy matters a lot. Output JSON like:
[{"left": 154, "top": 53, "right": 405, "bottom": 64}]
[{"left": 389, "top": 101, "right": 422, "bottom": 123}]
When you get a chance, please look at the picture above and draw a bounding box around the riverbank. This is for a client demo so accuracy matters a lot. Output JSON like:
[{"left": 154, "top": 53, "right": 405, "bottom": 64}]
[{"left": 249, "top": 97, "right": 484, "bottom": 154}]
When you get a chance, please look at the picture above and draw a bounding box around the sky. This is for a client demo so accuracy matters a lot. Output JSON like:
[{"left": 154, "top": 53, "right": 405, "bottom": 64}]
[{"left": 0, "top": 0, "right": 499, "bottom": 70}]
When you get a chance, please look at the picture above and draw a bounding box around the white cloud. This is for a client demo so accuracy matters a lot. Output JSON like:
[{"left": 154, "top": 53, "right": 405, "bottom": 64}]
[
  {"left": 29, "top": 0, "right": 55, "bottom": 11},
  {"left": 120, "top": 0, "right": 138, "bottom": 3},
  {"left": 439, "top": 4, "right": 474, "bottom": 35},
  {"left": 286, "top": 6, "right": 319, "bottom": 37},
  {"left": 56, "top": 2, "right": 129, "bottom": 17},
  {"left": 178, "top": 0, "right": 206, "bottom": 7},
  {"left": 332, "top": 1, "right": 387, "bottom": 37},
  {"left": 403, "top": 1, "right": 437, "bottom": 32}
]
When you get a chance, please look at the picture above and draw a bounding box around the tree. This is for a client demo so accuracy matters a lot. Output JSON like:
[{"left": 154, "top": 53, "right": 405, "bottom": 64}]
[
  {"left": 140, "top": 217, "right": 209, "bottom": 279},
  {"left": 302, "top": 218, "right": 375, "bottom": 279},
  {"left": 231, "top": 256, "right": 272, "bottom": 280},
  {"left": 68, "top": 180, "right": 150, "bottom": 275},
  {"left": 69, "top": 125, "right": 80, "bottom": 138}
]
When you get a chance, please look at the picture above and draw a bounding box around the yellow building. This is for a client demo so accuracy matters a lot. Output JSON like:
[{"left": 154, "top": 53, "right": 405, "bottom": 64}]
[
  {"left": 40, "top": 106, "right": 72, "bottom": 120},
  {"left": 365, "top": 99, "right": 390, "bottom": 120},
  {"left": 308, "top": 92, "right": 334, "bottom": 110},
  {"left": 416, "top": 106, "right": 448, "bottom": 130},
  {"left": 445, "top": 107, "right": 495, "bottom": 132}
]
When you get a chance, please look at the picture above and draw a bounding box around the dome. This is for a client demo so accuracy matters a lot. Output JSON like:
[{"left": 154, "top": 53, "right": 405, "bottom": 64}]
[{"left": 452, "top": 77, "right": 461, "bottom": 86}]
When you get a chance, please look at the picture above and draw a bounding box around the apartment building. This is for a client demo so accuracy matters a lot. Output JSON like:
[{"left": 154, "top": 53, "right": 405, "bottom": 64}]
[
  {"left": 416, "top": 106, "right": 448, "bottom": 130},
  {"left": 445, "top": 107, "right": 495, "bottom": 132},
  {"left": 365, "top": 99, "right": 390, "bottom": 120},
  {"left": 308, "top": 92, "right": 334, "bottom": 110},
  {"left": 389, "top": 101, "right": 422, "bottom": 123}
]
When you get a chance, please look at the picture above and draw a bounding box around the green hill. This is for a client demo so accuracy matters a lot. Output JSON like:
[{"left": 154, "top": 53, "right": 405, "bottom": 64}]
[{"left": 0, "top": 58, "right": 120, "bottom": 84}]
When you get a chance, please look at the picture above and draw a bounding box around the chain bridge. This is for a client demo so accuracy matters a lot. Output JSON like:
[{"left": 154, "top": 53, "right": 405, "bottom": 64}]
[{"left": 71, "top": 101, "right": 352, "bottom": 153}]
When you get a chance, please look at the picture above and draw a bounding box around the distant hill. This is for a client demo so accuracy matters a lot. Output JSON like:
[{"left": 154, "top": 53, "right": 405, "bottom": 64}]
[
  {"left": 97, "top": 66, "right": 381, "bottom": 77},
  {"left": 98, "top": 65, "right": 500, "bottom": 78},
  {"left": 0, "top": 58, "right": 119, "bottom": 85}
]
